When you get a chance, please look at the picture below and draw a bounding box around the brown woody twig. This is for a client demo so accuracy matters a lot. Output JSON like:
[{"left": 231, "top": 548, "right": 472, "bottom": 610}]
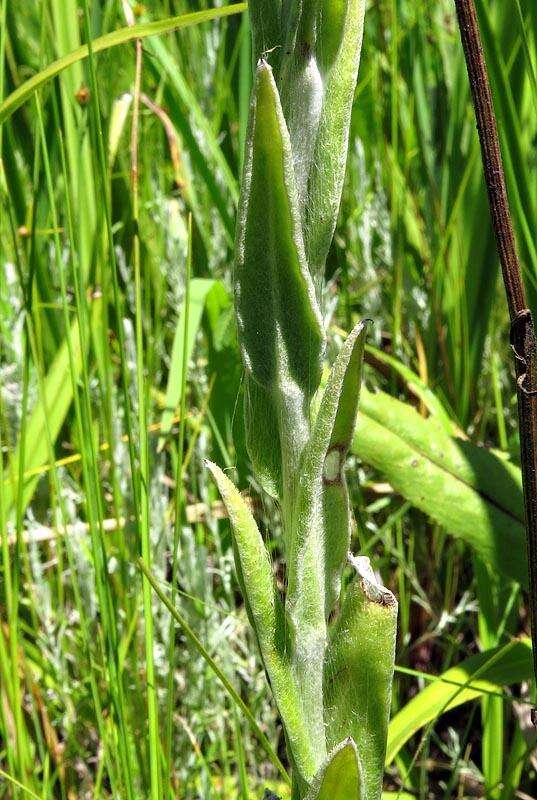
[{"left": 454, "top": 0, "right": 537, "bottom": 715}]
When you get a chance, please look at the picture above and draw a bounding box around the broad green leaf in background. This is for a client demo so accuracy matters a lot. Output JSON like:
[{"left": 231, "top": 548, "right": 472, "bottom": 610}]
[
  {"left": 205, "top": 461, "right": 317, "bottom": 784},
  {"left": 364, "top": 343, "right": 457, "bottom": 434},
  {"left": 158, "top": 278, "right": 215, "bottom": 448},
  {"left": 304, "top": 738, "right": 363, "bottom": 800},
  {"left": 324, "top": 556, "right": 397, "bottom": 800},
  {"left": 353, "top": 387, "right": 527, "bottom": 586},
  {"left": 236, "top": 61, "right": 325, "bottom": 501},
  {"left": 386, "top": 639, "right": 533, "bottom": 765}
]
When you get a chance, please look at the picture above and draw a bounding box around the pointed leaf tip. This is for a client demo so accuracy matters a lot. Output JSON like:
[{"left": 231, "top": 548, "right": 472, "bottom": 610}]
[
  {"left": 206, "top": 459, "right": 319, "bottom": 783},
  {"left": 305, "top": 737, "right": 364, "bottom": 800},
  {"left": 236, "top": 43, "right": 325, "bottom": 499}
]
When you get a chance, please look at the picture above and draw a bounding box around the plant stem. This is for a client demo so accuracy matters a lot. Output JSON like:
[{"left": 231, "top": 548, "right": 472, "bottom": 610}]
[{"left": 453, "top": 0, "right": 537, "bottom": 701}]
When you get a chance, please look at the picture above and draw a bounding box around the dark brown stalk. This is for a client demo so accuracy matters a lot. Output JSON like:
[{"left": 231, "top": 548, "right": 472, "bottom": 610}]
[{"left": 454, "top": 0, "right": 537, "bottom": 705}]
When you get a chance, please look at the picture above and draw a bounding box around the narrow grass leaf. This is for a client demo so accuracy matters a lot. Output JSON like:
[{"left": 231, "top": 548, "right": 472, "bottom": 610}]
[
  {"left": 3, "top": 319, "right": 82, "bottom": 516},
  {"left": 386, "top": 639, "right": 533, "bottom": 765},
  {"left": 0, "top": 4, "right": 247, "bottom": 125},
  {"left": 159, "top": 278, "right": 215, "bottom": 447},
  {"left": 137, "top": 557, "right": 291, "bottom": 785}
]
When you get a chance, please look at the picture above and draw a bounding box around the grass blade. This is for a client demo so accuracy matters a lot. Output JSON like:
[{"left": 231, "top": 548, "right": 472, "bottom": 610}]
[
  {"left": 0, "top": 4, "right": 247, "bottom": 125},
  {"left": 386, "top": 640, "right": 532, "bottom": 765},
  {"left": 137, "top": 557, "right": 291, "bottom": 786}
]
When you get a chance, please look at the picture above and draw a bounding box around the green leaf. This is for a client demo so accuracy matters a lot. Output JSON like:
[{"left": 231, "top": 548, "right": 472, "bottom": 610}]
[
  {"left": 158, "top": 278, "right": 215, "bottom": 448},
  {"left": 364, "top": 344, "right": 457, "bottom": 434},
  {"left": 305, "top": 0, "right": 366, "bottom": 281},
  {"left": 0, "top": 4, "right": 247, "bottom": 125},
  {"left": 249, "top": 1, "right": 282, "bottom": 69},
  {"left": 278, "top": 0, "right": 324, "bottom": 208},
  {"left": 386, "top": 639, "right": 532, "bottom": 765},
  {"left": 324, "top": 557, "right": 397, "bottom": 800},
  {"left": 320, "top": 321, "right": 370, "bottom": 614},
  {"left": 285, "top": 321, "right": 368, "bottom": 763},
  {"left": 3, "top": 319, "right": 82, "bottom": 515},
  {"left": 261, "top": 1, "right": 367, "bottom": 283},
  {"left": 316, "top": 0, "right": 348, "bottom": 70},
  {"left": 289, "top": 319, "right": 369, "bottom": 611},
  {"left": 353, "top": 387, "right": 527, "bottom": 586},
  {"left": 304, "top": 738, "right": 363, "bottom": 800},
  {"left": 205, "top": 460, "right": 318, "bottom": 784},
  {"left": 236, "top": 60, "right": 325, "bottom": 499},
  {"left": 381, "top": 794, "right": 415, "bottom": 800}
]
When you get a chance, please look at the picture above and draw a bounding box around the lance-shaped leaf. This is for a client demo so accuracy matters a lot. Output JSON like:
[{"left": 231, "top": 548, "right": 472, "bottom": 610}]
[
  {"left": 319, "top": 320, "right": 370, "bottom": 615},
  {"left": 278, "top": 0, "right": 324, "bottom": 207},
  {"left": 324, "top": 556, "right": 397, "bottom": 800},
  {"left": 275, "top": 1, "right": 367, "bottom": 283},
  {"left": 235, "top": 60, "right": 325, "bottom": 501},
  {"left": 285, "top": 321, "right": 369, "bottom": 758},
  {"left": 287, "top": 320, "right": 369, "bottom": 614},
  {"left": 205, "top": 461, "right": 318, "bottom": 783},
  {"left": 304, "top": 738, "right": 364, "bottom": 800},
  {"left": 304, "top": 0, "right": 366, "bottom": 281},
  {"left": 353, "top": 387, "right": 527, "bottom": 586}
]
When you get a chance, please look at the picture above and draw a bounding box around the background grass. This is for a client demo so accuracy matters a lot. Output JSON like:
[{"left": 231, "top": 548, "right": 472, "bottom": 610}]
[{"left": 1, "top": 0, "right": 536, "bottom": 797}]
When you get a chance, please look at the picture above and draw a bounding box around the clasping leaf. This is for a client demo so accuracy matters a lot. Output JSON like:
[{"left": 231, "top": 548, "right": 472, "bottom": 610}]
[
  {"left": 324, "top": 556, "right": 397, "bottom": 800},
  {"left": 304, "top": 738, "right": 364, "bottom": 800},
  {"left": 236, "top": 60, "right": 325, "bottom": 501},
  {"left": 285, "top": 320, "right": 369, "bottom": 764},
  {"left": 205, "top": 460, "right": 318, "bottom": 783}
]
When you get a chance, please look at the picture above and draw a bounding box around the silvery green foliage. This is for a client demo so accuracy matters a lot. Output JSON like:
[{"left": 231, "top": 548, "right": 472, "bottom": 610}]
[
  {"left": 235, "top": 64, "right": 325, "bottom": 504},
  {"left": 209, "top": 6, "right": 397, "bottom": 799},
  {"left": 250, "top": 0, "right": 367, "bottom": 286}
]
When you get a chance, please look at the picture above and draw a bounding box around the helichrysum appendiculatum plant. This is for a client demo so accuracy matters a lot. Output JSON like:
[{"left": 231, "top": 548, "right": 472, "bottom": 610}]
[{"left": 207, "top": 4, "right": 397, "bottom": 799}]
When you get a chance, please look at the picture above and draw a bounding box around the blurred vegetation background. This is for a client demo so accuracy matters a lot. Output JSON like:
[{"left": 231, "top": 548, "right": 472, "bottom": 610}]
[{"left": 1, "top": 0, "right": 537, "bottom": 797}]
